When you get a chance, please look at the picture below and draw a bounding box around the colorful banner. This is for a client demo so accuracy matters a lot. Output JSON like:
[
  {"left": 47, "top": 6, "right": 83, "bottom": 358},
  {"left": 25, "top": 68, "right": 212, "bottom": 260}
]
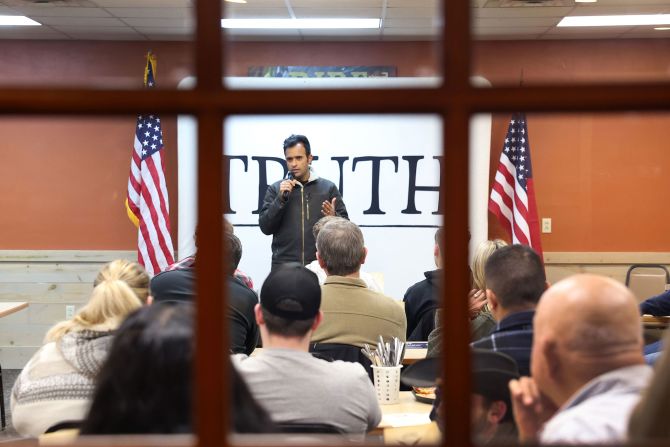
[{"left": 248, "top": 66, "right": 397, "bottom": 78}]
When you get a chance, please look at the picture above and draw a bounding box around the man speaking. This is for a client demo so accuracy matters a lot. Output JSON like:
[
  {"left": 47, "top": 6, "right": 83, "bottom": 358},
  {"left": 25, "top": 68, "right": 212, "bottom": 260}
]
[{"left": 259, "top": 134, "right": 348, "bottom": 268}]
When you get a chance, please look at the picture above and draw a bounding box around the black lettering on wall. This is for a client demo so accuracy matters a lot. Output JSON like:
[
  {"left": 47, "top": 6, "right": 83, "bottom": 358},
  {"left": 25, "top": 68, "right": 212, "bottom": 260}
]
[
  {"left": 330, "top": 156, "right": 349, "bottom": 196},
  {"left": 352, "top": 156, "right": 399, "bottom": 214},
  {"left": 223, "top": 155, "right": 248, "bottom": 214},
  {"left": 402, "top": 155, "right": 443, "bottom": 215},
  {"left": 251, "top": 156, "right": 287, "bottom": 214}
]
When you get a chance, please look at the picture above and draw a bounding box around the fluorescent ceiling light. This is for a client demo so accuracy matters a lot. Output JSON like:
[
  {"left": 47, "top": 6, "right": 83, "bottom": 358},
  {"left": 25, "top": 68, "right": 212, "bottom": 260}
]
[
  {"left": 558, "top": 14, "right": 670, "bottom": 27},
  {"left": 655, "top": 27, "right": 670, "bottom": 30},
  {"left": 221, "top": 18, "right": 381, "bottom": 29},
  {"left": 0, "top": 15, "right": 40, "bottom": 26},
  {"left": 225, "top": 0, "right": 247, "bottom": 3},
  {"left": 574, "top": 0, "right": 598, "bottom": 3}
]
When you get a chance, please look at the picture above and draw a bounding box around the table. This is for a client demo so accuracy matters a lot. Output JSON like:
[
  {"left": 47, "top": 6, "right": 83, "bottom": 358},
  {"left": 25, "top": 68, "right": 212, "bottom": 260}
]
[
  {"left": 372, "top": 391, "right": 439, "bottom": 443},
  {"left": 402, "top": 348, "right": 427, "bottom": 365},
  {"left": 0, "top": 301, "right": 28, "bottom": 318},
  {"left": 642, "top": 315, "right": 670, "bottom": 329}
]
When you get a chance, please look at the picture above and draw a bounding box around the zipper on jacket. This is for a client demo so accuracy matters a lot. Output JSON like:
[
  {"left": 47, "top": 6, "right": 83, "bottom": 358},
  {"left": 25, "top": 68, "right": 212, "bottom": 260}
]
[{"left": 300, "top": 188, "right": 305, "bottom": 265}]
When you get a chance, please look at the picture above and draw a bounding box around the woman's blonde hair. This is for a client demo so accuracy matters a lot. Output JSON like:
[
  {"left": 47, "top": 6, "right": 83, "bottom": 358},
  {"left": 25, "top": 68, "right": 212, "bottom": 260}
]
[
  {"left": 44, "top": 260, "right": 149, "bottom": 343},
  {"left": 471, "top": 239, "right": 508, "bottom": 291}
]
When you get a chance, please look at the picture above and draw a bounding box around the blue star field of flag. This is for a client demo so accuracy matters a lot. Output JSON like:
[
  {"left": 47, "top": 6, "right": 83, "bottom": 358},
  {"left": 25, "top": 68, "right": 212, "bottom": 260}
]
[
  {"left": 136, "top": 115, "right": 164, "bottom": 161},
  {"left": 502, "top": 113, "right": 534, "bottom": 190}
]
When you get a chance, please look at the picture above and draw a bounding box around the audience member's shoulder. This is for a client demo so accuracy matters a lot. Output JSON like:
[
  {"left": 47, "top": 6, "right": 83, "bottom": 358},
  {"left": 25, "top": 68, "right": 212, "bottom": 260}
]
[
  {"left": 150, "top": 268, "right": 195, "bottom": 302},
  {"left": 324, "top": 357, "right": 370, "bottom": 380}
]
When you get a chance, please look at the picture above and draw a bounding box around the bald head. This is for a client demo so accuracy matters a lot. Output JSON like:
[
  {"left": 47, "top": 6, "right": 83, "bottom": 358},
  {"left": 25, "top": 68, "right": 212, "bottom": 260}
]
[{"left": 532, "top": 274, "right": 644, "bottom": 406}]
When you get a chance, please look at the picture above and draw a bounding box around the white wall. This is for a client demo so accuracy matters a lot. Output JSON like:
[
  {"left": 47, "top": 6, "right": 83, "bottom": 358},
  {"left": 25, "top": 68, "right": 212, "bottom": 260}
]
[{"left": 178, "top": 77, "right": 491, "bottom": 299}]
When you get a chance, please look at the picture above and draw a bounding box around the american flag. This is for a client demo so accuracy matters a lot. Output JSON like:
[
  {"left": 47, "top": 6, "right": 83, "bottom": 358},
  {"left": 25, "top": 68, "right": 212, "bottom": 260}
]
[
  {"left": 125, "top": 52, "right": 175, "bottom": 275},
  {"left": 488, "top": 113, "right": 544, "bottom": 258}
]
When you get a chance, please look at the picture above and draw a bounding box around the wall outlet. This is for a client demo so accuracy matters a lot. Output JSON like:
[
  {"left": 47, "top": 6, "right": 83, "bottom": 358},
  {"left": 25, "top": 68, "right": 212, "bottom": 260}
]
[
  {"left": 65, "top": 305, "right": 75, "bottom": 320},
  {"left": 542, "top": 218, "right": 552, "bottom": 234}
]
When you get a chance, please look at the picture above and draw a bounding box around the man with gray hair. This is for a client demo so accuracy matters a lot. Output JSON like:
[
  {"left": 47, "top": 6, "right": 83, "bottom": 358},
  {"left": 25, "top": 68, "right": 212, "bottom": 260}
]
[{"left": 311, "top": 219, "right": 406, "bottom": 347}]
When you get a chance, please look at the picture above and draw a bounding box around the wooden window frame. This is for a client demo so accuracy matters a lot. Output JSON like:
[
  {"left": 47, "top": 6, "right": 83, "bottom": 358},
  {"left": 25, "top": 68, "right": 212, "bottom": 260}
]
[{"left": 2, "top": 1, "right": 670, "bottom": 446}]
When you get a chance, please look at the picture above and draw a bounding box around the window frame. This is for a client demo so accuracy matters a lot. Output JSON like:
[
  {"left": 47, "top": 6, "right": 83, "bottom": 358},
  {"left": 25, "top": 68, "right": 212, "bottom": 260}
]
[{"left": 1, "top": 1, "right": 667, "bottom": 446}]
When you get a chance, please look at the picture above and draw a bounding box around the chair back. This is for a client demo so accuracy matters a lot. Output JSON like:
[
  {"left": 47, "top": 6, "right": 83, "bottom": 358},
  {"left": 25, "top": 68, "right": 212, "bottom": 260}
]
[
  {"left": 626, "top": 264, "right": 670, "bottom": 302},
  {"left": 309, "top": 342, "right": 373, "bottom": 381},
  {"left": 277, "top": 422, "right": 343, "bottom": 434}
]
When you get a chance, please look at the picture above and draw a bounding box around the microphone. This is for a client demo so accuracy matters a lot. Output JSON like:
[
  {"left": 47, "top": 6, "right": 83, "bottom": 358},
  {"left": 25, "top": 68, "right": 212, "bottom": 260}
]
[{"left": 282, "top": 172, "right": 294, "bottom": 202}]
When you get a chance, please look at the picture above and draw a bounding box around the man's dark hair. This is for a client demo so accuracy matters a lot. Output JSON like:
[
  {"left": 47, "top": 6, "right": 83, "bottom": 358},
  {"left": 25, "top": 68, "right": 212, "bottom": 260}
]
[
  {"left": 283, "top": 134, "right": 311, "bottom": 156},
  {"left": 484, "top": 245, "right": 546, "bottom": 310},
  {"left": 261, "top": 308, "right": 315, "bottom": 337},
  {"left": 227, "top": 233, "right": 242, "bottom": 276},
  {"left": 434, "top": 227, "right": 444, "bottom": 253}
]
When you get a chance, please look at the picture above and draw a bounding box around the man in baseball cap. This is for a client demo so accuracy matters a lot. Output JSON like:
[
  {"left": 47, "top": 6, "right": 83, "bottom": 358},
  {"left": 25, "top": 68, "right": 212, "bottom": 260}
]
[
  {"left": 402, "top": 349, "right": 519, "bottom": 444},
  {"left": 232, "top": 264, "right": 381, "bottom": 435}
]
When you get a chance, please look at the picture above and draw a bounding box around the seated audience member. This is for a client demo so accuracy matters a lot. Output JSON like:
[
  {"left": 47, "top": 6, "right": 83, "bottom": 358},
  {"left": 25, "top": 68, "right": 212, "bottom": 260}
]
[
  {"left": 401, "top": 349, "right": 519, "bottom": 444},
  {"left": 151, "top": 232, "right": 259, "bottom": 354},
  {"left": 471, "top": 349, "right": 519, "bottom": 445},
  {"left": 81, "top": 302, "right": 273, "bottom": 435},
  {"left": 403, "top": 228, "right": 443, "bottom": 341},
  {"left": 469, "top": 239, "right": 508, "bottom": 340},
  {"left": 510, "top": 274, "right": 652, "bottom": 444},
  {"left": 310, "top": 219, "right": 406, "bottom": 347},
  {"left": 471, "top": 245, "right": 547, "bottom": 376},
  {"left": 233, "top": 265, "right": 381, "bottom": 434},
  {"left": 426, "top": 239, "right": 507, "bottom": 357},
  {"left": 11, "top": 260, "right": 149, "bottom": 437},
  {"left": 639, "top": 289, "right": 670, "bottom": 316},
  {"left": 629, "top": 330, "right": 670, "bottom": 440},
  {"left": 305, "top": 216, "right": 382, "bottom": 292}
]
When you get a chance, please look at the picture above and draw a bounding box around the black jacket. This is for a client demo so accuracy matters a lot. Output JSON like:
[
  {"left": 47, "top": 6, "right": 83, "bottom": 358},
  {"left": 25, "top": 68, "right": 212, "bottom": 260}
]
[
  {"left": 403, "top": 269, "right": 440, "bottom": 341},
  {"left": 259, "top": 175, "right": 348, "bottom": 266},
  {"left": 151, "top": 268, "right": 259, "bottom": 355}
]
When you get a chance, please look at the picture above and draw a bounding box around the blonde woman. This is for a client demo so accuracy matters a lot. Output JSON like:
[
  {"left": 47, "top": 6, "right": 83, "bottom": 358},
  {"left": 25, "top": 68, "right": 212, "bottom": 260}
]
[
  {"left": 427, "top": 239, "right": 508, "bottom": 357},
  {"left": 11, "top": 260, "right": 149, "bottom": 437},
  {"left": 469, "top": 239, "right": 508, "bottom": 341}
]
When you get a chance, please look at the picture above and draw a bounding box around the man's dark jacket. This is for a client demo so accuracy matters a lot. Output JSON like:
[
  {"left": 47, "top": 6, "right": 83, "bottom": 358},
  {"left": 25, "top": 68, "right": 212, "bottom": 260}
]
[
  {"left": 259, "top": 176, "right": 348, "bottom": 266},
  {"left": 403, "top": 269, "right": 440, "bottom": 341},
  {"left": 151, "top": 267, "right": 259, "bottom": 355}
]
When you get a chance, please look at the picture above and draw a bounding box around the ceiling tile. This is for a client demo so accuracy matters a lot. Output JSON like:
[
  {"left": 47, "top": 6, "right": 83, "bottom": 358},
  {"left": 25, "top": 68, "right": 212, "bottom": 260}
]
[
  {"left": 105, "top": 8, "right": 191, "bottom": 18},
  {"left": 382, "top": 26, "right": 437, "bottom": 36},
  {"left": 384, "top": 17, "right": 436, "bottom": 27},
  {"left": 121, "top": 17, "right": 193, "bottom": 27},
  {"left": 475, "top": 26, "right": 550, "bottom": 35},
  {"left": 474, "top": 7, "right": 572, "bottom": 18},
  {"left": 544, "top": 25, "right": 632, "bottom": 36},
  {"left": 385, "top": 8, "right": 438, "bottom": 19},
  {"left": 50, "top": 25, "right": 137, "bottom": 33},
  {"left": 67, "top": 32, "right": 146, "bottom": 40},
  {"left": 386, "top": 0, "right": 437, "bottom": 7},
  {"left": 11, "top": 6, "right": 111, "bottom": 18},
  {"left": 0, "top": 27, "right": 69, "bottom": 38},
  {"left": 224, "top": 7, "right": 290, "bottom": 18},
  {"left": 475, "top": 17, "right": 561, "bottom": 27},
  {"left": 228, "top": 0, "right": 287, "bottom": 6},
  {"left": 571, "top": 5, "right": 669, "bottom": 14},
  {"left": 90, "top": 0, "right": 191, "bottom": 6}
]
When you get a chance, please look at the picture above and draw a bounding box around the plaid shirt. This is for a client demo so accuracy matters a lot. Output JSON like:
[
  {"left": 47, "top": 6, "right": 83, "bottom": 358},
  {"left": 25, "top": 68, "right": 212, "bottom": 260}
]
[{"left": 471, "top": 309, "right": 535, "bottom": 376}]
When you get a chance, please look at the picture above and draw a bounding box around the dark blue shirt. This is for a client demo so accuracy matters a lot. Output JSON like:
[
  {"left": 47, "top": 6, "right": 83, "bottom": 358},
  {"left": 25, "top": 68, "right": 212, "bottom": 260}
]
[
  {"left": 639, "top": 290, "right": 670, "bottom": 316},
  {"left": 471, "top": 310, "right": 534, "bottom": 376}
]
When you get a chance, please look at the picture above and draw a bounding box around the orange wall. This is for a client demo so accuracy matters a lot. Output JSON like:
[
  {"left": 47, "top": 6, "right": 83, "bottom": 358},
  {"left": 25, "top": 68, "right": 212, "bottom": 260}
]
[
  {"left": 1, "top": 39, "right": 669, "bottom": 251},
  {"left": 475, "top": 40, "right": 670, "bottom": 251}
]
